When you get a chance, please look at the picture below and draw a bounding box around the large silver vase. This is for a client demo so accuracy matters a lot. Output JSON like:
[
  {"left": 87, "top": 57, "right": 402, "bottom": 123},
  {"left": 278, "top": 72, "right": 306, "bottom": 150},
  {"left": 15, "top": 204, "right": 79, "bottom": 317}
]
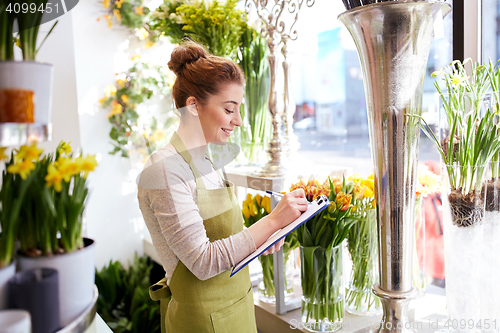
[{"left": 339, "top": 1, "right": 450, "bottom": 332}]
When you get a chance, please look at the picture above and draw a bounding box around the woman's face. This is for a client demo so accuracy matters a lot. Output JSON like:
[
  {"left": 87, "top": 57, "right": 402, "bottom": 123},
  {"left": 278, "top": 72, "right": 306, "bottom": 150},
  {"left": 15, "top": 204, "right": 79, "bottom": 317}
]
[{"left": 197, "top": 82, "right": 243, "bottom": 143}]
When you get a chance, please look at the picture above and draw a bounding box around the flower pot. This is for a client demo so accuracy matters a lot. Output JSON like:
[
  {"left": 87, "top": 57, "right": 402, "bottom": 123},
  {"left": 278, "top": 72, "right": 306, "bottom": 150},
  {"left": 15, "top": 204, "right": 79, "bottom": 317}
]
[
  {"left": 442, "top": 164, "right": 487, "bottom": 333},
  {"left": 0, "top": 262, "right": 15, "bottom": 309},
  {"left": 17, "top": 238, "right": 95, "bottom": 328},
  {"left": 0, "top": 61, "right": 53, "bottom": 125},
  {"left": 300, "top": 244, "right": 344, "bottom": 332},
  {"left": 346, "top": 209, "right": 382, "bottom": 316},
  {"left": 9, "top": 268, "right": 60, "bottom": 333}
]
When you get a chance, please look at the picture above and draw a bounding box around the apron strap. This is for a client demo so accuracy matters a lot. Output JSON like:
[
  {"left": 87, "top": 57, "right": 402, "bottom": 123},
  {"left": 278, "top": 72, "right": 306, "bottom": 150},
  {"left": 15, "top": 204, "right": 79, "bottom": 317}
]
[
  {"left": 170, "top": 132, "right": 206, "bottom": 191},
  {"left": 149, "top": 277, "right": 171, "bottom": 333}
]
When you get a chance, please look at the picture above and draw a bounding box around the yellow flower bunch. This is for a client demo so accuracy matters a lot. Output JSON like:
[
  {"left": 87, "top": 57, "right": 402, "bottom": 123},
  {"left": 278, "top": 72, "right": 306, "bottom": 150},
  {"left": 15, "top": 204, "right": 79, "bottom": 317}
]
[
  {"left": 7, "top": 143, "right": 43, "bottom": 180},
  {"left": 416, "top": 164, "right": 441, "bottom": 197},
  {"left": 347, "top": 173, "right": 376, "bottom": 213},
  {"left": 44, "top": 142, "right": 98, "bottom": 192},
  {"left": 241, "top": 193, "right": 271, "bottom": 228}
]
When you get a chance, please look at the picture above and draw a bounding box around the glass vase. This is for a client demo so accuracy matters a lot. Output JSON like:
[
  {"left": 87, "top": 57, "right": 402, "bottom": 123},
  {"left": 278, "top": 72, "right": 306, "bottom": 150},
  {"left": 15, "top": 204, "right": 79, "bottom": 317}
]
[
  {"left": 243, "top": 141, "right": 267, "bottom": 167},
  {"left": 442, "top": 163, "right": 487, "bottom": 333},
  {"left": 345, "top": 209, "right": 382, "bottom": 316},
  {"left": 300, "top": 244, "right": 344, "bottom": 332},
  {"left": 413, "top": 195, "right": 426, "bottom": 296},
  {"left": 480, "top": 161, "right": 500, "bottom": 333},
  {"left": 258, "top": 248, "right": 295, "bottom": 303}
]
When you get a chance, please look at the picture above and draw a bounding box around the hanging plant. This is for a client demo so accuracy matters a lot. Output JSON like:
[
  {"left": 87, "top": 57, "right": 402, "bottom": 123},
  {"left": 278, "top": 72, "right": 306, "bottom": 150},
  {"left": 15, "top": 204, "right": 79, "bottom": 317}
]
[{"left": 98, "top": 58, "right": 177, "bottom": 159}]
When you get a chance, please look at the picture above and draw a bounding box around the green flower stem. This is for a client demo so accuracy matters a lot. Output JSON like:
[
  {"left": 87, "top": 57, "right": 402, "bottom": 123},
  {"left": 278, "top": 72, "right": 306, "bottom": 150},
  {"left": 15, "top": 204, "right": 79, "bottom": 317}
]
[
  {"left": 346, "top": 209, "right": 381, "bottom": 313},
  {"left": 301, "top": 245, "right": 344, "bottom": 330}
]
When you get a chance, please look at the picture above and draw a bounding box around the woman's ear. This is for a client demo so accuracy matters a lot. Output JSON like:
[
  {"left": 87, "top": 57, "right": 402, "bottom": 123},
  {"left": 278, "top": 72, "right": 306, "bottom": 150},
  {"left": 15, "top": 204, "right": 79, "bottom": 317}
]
[{"left": 186, "top": 96, "right": 198, "bottom": 116}]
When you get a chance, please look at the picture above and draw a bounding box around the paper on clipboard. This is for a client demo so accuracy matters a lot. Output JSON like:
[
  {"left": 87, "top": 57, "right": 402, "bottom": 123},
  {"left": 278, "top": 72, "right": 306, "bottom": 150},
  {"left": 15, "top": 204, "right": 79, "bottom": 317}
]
[{"left": 230, "top": 195, "right": 330, "bottom": 277}]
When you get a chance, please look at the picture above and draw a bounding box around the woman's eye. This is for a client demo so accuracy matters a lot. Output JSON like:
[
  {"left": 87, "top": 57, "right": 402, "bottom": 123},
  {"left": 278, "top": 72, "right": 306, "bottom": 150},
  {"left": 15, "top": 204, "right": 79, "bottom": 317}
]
[{"left": 225, "top": 109, "right": 234, "bottom": 114}]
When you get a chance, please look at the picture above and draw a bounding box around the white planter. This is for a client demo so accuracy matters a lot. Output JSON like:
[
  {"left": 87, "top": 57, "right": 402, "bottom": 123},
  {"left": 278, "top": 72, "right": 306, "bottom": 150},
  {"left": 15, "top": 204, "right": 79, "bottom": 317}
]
[
  {"left": 18, "top": 238, "right": 95, "bottom": 328},
  {"left": 0, "top": 61, "right": 53, "bottom": 124},
  {"left": 0, "top": 262, "right": 15, "bottom": 309}
]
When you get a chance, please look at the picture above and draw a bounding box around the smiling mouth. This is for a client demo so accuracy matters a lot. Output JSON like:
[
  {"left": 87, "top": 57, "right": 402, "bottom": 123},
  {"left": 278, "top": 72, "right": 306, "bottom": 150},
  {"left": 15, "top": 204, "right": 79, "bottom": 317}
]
[{"left": 221, "top": 128, "right": 232, "bottom": 136}]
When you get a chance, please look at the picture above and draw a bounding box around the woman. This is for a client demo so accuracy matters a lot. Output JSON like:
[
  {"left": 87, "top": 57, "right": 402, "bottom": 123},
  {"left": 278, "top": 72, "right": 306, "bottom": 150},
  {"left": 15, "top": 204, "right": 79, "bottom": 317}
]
[{"left": 137, "top": 42, "right": 307, "bottom": 333}]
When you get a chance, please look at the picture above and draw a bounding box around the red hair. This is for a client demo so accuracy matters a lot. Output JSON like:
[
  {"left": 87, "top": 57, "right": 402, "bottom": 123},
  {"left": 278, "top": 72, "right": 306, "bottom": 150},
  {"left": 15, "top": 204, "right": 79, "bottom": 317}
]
[{"left": 168, "top": 41, "right": 245, "bottom": 109}]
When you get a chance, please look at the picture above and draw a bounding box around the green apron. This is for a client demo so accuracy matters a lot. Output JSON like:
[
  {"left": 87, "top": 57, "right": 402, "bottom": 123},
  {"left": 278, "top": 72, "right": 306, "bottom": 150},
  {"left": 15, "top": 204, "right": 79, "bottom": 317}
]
[{"left": 149, "top": 133, "right": 257, "bottom": 333}]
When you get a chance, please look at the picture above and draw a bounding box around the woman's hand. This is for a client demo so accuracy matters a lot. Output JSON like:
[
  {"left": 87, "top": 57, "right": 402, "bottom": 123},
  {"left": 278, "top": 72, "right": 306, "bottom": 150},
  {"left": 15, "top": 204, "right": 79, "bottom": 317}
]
[
  {"left": 247, "top": 189, "right": 308, "bottom": 251},
  {"left": 261, "top": 238, "right": 285, "bottom": 256},
  {"left": 268, "top": 189, "right": 308, "bottom": 229}
]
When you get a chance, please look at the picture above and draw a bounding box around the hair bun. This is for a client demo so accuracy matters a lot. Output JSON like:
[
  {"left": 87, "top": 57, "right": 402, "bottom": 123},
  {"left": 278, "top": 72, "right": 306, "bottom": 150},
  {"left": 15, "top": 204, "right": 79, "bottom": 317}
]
[{"left": 168, "top": 41, "right": 208, "bottom": 76}]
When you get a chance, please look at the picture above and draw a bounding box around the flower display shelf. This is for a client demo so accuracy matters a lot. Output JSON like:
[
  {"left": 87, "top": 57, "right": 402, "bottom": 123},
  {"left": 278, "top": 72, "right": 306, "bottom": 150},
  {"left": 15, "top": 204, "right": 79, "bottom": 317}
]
[
  {"left": 0, "top": 123, "right": 51, "bottom": 147},
  {"left": 55, "top": 285, "right": 98, "bottom": 333}
]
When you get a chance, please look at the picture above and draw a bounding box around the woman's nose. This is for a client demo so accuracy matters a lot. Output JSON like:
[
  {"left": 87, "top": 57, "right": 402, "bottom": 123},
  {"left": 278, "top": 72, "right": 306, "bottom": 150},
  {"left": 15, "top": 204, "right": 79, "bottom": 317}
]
[{"left": 232, "top": 108, "right": 243, "bottom": 127}]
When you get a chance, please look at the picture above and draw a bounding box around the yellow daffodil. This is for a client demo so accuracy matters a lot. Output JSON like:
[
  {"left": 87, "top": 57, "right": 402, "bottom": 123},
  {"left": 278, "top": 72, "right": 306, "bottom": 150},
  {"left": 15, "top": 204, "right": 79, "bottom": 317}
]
[
  {"left": 15, "top": 143, "right": 43, "bottom": 162},
  {"left": 58, "top": 141, "right": 72, "bottom": 156},
  {"left": 75, "top": 155, "right": 98, "bottom": 178},
  {"left": 136, "top": 28, "right": 149, "bottom": 40},
  {"left": 53, "top": 156, "right": 78, "bottom": 182},
  {"left": 101, "top": 0, "right": 110, "bottom": 9},
  {"left": 116, "top": 79, "right": 126, "bottom": 89},
  {"left": 104, "top": 84, "right": 117, "bottom": 98},
  {"left": 113, "top": 9, "right": 122, "bottom": 22},
  {"left": 121, "top": 94, "right": 129, "bottom": 104},
  {"left": 144, "top": 41, "right": 155, "bottom": 49},
  {"left": 45, "top": 164, "right": 63, "bottom": 192},
  {"left": 348, "top": 173, "right": 363, "bottom": 183},
  {"left": 368, "top": 174, "right": 373, "bottom": 180},
  {"left": 135, "top": 6, "right": 145, "bottom": 15},
  {"left": 0, "top": 147, "right": 8, "bottom": 160},
  {"left": 7, "top": 160, "right": 35, "bottom": 180},
  {"left": 114, "top": 0, "right": 123, "bottom": 8}
]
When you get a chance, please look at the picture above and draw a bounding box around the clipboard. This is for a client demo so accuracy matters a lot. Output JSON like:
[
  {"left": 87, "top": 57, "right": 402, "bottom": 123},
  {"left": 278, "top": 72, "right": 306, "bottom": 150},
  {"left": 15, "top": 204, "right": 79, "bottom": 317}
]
[{"left": 230, "top": 194, "right": 330, "bottom": 277}]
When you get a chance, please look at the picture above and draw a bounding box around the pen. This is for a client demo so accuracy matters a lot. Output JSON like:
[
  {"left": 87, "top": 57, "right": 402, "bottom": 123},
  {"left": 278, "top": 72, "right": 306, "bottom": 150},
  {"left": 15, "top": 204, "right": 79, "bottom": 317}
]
[{"left": 266, "top": 190, "right": 313, "bottom": 205}]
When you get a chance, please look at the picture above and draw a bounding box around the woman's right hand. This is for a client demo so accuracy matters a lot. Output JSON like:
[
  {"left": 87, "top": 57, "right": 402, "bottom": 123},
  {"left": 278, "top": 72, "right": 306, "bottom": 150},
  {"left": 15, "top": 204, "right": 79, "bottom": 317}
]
[
  {"left": 247, "top": 188, "right": 308, "bottom": 251},
  {"left": 267, "top": 189, "right": 308, "bottom": 229}
]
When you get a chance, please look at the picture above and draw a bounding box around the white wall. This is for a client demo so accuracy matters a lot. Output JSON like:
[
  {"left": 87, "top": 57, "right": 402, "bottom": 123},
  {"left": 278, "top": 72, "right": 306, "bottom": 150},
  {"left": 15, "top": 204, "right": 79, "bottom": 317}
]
[
  {"left": 71, "top": 1, "right": 150, "bottom": 269},
  {"left": 30, "top": 10, "right": 81, "bottom": 153}
]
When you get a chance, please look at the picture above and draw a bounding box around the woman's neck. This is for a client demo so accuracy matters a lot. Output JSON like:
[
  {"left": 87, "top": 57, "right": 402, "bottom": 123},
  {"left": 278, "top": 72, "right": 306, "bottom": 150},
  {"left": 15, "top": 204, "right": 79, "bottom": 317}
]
[{"left": 176, "top": 122, "right": 208, "bottom": 163}]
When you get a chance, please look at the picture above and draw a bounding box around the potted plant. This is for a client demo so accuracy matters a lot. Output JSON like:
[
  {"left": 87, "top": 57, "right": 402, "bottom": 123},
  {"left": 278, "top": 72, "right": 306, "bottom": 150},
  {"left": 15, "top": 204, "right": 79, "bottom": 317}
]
[
  {"left": 0, "top": 141, "right": 98, "bottom": 327},
  {"left": 0, "top": 0, "right": 57, "bottom": 126},
  {"left": 415, "top": 59, "right": 500, "bottom": 328}
]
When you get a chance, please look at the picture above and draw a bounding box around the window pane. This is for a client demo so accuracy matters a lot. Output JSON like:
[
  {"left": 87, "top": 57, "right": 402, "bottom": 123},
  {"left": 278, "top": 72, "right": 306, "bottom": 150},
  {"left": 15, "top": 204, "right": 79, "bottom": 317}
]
[{"left": 287, "top": 2, "right": 453, "bottom": 174}]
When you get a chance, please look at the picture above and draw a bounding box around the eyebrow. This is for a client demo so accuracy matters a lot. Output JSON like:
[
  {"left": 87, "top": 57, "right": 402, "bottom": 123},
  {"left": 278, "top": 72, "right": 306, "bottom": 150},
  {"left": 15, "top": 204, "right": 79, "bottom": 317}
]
[{"left": 224, "top": 100, "right": 238, "bottom": 105}]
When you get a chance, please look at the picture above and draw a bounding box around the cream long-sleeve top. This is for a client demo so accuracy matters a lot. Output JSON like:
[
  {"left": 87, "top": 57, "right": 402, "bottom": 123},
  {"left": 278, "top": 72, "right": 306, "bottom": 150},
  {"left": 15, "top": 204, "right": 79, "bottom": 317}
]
[{"left": 137, "top": 143, "right": 257, "bottom": 285}]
